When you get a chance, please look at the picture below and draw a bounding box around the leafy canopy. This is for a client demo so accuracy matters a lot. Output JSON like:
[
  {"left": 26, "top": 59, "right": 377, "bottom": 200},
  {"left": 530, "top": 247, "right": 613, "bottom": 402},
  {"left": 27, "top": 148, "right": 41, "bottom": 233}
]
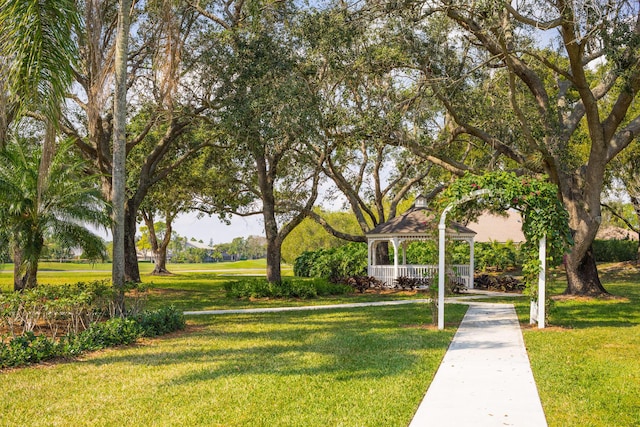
[{"left": 439, "top": 172, "right": 572, "bottom": 294}]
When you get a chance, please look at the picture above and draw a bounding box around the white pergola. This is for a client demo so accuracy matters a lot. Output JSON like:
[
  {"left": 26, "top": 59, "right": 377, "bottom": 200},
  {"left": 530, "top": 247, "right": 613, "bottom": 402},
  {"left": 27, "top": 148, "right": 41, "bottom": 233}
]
[{"left": 366, "top": 196, "right": 477, "bottom": 289}]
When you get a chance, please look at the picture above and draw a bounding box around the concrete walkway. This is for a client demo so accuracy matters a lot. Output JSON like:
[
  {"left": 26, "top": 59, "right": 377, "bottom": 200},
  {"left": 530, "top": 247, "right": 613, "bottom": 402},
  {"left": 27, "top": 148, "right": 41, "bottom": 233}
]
[{"left": 409, "top": 302, "right": 547, "bottom": 427}]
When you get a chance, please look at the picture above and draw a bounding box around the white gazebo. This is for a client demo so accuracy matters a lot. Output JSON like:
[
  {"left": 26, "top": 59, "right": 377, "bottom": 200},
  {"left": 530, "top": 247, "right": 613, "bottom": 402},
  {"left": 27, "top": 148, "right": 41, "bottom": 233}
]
[{"left": 366, "top": 196, "right": 477, "bottom": 288}]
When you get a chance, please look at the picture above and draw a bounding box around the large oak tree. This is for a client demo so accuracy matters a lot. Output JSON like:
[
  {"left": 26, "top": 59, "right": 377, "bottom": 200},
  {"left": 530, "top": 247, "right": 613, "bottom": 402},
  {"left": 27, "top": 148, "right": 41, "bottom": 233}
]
[{"left": 385, "top": 0, "right": 640, "bottom": 295}]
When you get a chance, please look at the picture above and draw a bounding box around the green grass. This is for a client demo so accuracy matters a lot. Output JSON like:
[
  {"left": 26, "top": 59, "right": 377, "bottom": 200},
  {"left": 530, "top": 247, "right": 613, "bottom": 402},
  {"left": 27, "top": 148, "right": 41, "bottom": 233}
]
[
  {"left": 518, "top": 266, "right": 640, "bottom": 427},
  {"left": 3, "top": 261, "right": 639, "bottom": 426},
  {"left": 0, "top": 304, "right": 468, "bottom": 426},
  {"left": 0, "top": 259, "right": 292, "bottom": 293}
]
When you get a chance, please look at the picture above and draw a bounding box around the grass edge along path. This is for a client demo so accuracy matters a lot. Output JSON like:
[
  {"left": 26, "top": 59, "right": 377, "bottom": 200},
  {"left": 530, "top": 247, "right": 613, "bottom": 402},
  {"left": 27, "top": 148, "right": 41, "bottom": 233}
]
[{"left": 0, "top": 303, "right": 468, "bottom": 427}]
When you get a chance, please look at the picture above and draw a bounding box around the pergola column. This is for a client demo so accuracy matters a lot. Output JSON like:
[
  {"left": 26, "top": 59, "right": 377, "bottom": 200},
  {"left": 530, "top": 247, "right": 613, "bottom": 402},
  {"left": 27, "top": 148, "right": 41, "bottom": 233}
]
[{"left": 468, "top": 237, "right": 475, "bottom": 289}]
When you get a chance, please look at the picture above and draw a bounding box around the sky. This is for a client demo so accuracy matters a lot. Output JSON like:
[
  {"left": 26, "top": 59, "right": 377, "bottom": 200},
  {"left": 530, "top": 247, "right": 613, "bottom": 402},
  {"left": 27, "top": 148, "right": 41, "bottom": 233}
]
[
  {"left": 93, "top": 212, "right": 265, "bottom": 245},
  {"left": 171, "top": 212, "right": 265, "bottom": 244}
]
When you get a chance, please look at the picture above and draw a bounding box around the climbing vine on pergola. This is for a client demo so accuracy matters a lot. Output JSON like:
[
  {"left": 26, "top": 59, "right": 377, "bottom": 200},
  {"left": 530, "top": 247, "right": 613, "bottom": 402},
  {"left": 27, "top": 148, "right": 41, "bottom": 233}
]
[{"left": 438, "top": 171, "right": 572, "bottom": 295}]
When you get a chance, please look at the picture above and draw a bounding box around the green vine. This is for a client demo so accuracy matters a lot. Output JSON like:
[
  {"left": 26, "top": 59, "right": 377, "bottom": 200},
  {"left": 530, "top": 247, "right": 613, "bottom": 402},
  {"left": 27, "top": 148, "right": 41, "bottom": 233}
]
[{"left": 438, "top": 172, "right": 573, "bottom": 298}]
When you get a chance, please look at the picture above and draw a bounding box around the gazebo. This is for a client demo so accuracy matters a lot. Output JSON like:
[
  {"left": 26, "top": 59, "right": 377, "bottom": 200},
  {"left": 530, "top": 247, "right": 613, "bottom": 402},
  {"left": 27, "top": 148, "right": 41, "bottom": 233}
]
[{"left": 366, "top": 196, "right": 477, "bottom": 288}]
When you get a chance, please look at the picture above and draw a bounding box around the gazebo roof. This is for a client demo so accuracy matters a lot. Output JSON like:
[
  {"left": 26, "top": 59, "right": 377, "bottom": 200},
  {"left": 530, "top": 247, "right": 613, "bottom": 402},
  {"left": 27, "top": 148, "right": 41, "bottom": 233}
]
[{"left": 366, "top": 206, "right": 476, "bottom": 239}]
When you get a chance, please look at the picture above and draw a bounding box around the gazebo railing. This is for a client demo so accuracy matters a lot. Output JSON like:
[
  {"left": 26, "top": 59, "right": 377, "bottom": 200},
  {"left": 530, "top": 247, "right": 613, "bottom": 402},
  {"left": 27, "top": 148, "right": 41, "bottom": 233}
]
[{"left": 368, "top": 264, "right": 471, "bottom": 288}]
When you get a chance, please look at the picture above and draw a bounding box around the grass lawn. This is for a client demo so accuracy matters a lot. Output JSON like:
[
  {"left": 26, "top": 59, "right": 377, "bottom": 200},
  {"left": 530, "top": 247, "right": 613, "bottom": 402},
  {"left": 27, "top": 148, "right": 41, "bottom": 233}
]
[
  {"left": 2, "top": 261, "right": 639, "bottom": 426},
  {"left": 478, "top": 265, "right": 640, "bottom": 427},
  {"left": 0, "top": 304, "right": 468, "bottom": 426},
  {"left": 1, "top": 259, "right": 426, "bottom": 311}
]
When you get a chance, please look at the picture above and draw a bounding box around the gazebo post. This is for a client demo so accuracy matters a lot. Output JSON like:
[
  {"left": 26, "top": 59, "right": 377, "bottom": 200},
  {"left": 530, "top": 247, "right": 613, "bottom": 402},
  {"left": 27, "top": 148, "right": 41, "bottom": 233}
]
[
  {"left": 392, "top": 237, "right": 399, "bottom": 284},
  {"left": 469, "top": 237, "right": 475, "bottom": 289}
]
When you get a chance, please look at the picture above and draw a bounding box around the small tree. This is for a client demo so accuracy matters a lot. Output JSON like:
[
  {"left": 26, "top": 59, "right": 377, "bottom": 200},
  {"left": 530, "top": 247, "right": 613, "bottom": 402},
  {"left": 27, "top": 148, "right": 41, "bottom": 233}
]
[{"left": 0, "top": 138, "right": 109, "bottom": 290}]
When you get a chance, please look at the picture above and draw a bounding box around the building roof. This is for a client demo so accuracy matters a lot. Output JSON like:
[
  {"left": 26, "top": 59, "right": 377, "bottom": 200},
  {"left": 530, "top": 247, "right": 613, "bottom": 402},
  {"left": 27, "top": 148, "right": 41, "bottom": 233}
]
[
  {"left": 596, "top": 226, "right": 639, "bottom": 241},
  {"left": 465, "top": 210, "right": 525, "bottom": 243},
  {"left": 185, "top": 241, "right": 214, "bottom": 250},
  {"left": 366, "top": 207, "right": 476, "bottom": 238}
]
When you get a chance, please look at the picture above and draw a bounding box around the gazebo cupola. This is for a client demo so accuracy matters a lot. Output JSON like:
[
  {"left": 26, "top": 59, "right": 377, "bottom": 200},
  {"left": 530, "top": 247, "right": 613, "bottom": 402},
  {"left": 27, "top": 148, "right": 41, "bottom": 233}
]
[{"left": 365, "top": 195, "right": 477, "bottom": 288}]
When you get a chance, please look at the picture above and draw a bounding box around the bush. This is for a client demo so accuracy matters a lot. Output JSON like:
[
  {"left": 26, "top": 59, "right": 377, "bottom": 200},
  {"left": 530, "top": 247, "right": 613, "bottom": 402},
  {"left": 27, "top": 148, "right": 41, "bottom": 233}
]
[
  {"left": 336, "top": 276, "right": 385, "bottom": 293},
  {"left": 61, "top": 317, "right": 142, "bottom": 354},
  {"left": 224, "top": 278, "right": 352, "bottom": 299},
  {"left": 474, "top": 241, "right": 523, "bottom": 271},
  {"left": 294, "top": 243, "right": 367, "bottom": 280},
  {"left": 0, "top": 332, "right": 59, "bottom": 368},
  {"left": 592, "top": 239, "right": 638, "bottom": 263},
  {"left": 474, "top": 274, "right": 524, "bottom": 292},
  {"left": 1, "top": 306, "right": 186, "bottom": 369},
  {"left": 133, "top": 306, "right": 186, "bottom": 337},
  {"left": 394, "top": 276, "right": 431, "bottom": 290}
]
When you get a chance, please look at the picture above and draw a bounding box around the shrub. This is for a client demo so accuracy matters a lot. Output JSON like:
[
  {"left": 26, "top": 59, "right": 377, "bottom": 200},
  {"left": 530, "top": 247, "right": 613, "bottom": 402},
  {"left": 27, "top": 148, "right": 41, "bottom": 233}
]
[
  {"left": 474, "top": 240, "right": 523, "bottom": 271},
  {"left": 473, "top": 274, "right": 524, "bottom": 292},
  {"left": 294, "top": 243, "right": 367, "bottom": 280},
  {"left": 62, "top": 317, "right": 142, "bottom": 354},
  {"left": 592, "top": 239, "right": 638, "bottom": 262},
  {"left": 224, "top": 278, "right": 351, "bottom": 299},
  {"left": 133, "top": 306, "right": 186, "bottom": 337},
  {"left": 293, "top": 250, "right": 322, "bottom": 277},
  {"left": 394, "top": 276, "right": 431, "bottom": 290},
  {"left": 337, "top": 276, "right": 385, "bottom": 293},
  {"left": 0, "top": 332, "right": 59, "bottom": 368},
  {"left": 1, "top": 306, "right": 185, "bottom": 368}
]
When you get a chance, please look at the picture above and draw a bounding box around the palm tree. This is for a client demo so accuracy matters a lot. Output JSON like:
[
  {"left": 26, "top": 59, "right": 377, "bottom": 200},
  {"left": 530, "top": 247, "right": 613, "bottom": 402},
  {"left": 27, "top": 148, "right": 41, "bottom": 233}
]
[
  {"left": 0, "top": 137, "right": 109, "bottom": 290},
  {"left": 0, "top": 0, "right": 80, "bottom": 129}
]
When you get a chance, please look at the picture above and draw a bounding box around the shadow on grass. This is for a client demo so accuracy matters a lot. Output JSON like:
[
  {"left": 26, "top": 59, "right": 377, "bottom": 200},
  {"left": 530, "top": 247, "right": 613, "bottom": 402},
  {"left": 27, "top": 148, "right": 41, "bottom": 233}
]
[{"left": 85, "top": 305, "right": 467, "bottom": 384}]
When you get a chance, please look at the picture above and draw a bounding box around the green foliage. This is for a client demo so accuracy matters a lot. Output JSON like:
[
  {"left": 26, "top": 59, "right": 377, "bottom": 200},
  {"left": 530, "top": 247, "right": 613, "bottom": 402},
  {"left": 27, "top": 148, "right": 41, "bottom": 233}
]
[
  {"left": 440, "top": 172, "right": 572, "bottom": 296},
  {"left": 294, "top": 243, "right": 367, "bottom": 281},
  {"left": 336, "top": 276, "right": 385, "bottom": 293},
  {"left": 132, "top": 306, "right": 186, "bottom": 337},
  {"left": 60, "top": 317, "right": 141, "bottom": 355},
  {"left": 223, "top": 278, "right": 352, "bottom": 299},
  {"left": 0, "top": 280, "right": 115, "bottom": 337},
  {"left": 282, "top": 212, "right": 362, "bottom": 263},
  {"left": 0, "top": 305, "right": 186, "bottom": 368},
  {"left": 0, "top": 138, "right": 108, "bottom": 288},
  {"left": 475, "top": 240, "right": 523, "bottom": 271},
  {"left": 592, "top": 239, "right": 638, "bottom": 262},
  {"left": 0, "top": 331, "right": 58, "bottom": 368},
  {"left": 293, "top": 250, "right": 322, "bottom": 277}
]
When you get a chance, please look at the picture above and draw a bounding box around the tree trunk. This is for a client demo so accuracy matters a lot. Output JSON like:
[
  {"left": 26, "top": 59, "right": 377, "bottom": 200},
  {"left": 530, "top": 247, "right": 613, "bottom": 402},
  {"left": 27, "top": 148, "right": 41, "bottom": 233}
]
[
  {"left": 558, "top": 172, "right": 610, "bottom": 296},
  {"left": 265, "top": 236, "right": 282, "bottom": 283},
  {"left": 12, "top": 247, "right": 26, "bottom": 292},
  {"left": 564, "top": 244, "right": 609, "bottom": 295},
  {"left": 23, "top": 262, "right": 39, "bottom": 289},
  {"left": 151, "top": 249, "right": 171, "bottom": 275},
  {"left": 111, "top": 0, "right": 131, "bottom": 315},
  {"left": 151, "top": 215, "right": 174, "bottom": 275},
  {"left": 631, "top": 195, "right": 640, "bottom": 266},
  {"left": 124, "top": 204, "right": 141, "bottom": 283},
  {"left": 375, "top": 242, "right": 390, "bottom": 265}
]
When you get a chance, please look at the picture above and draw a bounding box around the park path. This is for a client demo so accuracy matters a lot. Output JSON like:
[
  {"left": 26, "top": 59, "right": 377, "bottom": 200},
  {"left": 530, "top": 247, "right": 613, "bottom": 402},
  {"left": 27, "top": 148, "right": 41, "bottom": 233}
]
[
  {"left": 183, "top": 293, "right": 547, "bottom": 426},
  {"left": 409, "top": 302, "right": 547, "bottom": 427}
]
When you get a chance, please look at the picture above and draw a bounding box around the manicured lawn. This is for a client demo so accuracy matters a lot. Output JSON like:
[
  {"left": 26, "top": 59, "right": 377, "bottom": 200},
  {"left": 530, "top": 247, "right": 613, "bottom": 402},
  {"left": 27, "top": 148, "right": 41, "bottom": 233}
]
[
  {"left": 0, "top": 304, "right": 467, "bottom": 426},
  {"left": 1, "top": 260, "right": 431, "bottom": 312},
  {"left": 3, "top": 261, "right": 639, "bottom": 426},
  {"left": 494, "top": 265, "right": 640, "bottom": 427}
]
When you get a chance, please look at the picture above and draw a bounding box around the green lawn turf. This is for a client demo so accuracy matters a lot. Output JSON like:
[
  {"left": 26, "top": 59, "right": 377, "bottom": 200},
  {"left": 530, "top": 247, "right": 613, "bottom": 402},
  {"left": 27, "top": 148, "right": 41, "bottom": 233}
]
[
  {"left": 502, "top": 265, "right": 640, "bottom": 427},
  {"left": 1, "top": 260, "right": 426, "bottom": 310},
  {"left": 2, "top": 261, "right": 639, "bottom": 426},
  {"left": 0, "top": 304, "right": 468, "bottom": 427}
]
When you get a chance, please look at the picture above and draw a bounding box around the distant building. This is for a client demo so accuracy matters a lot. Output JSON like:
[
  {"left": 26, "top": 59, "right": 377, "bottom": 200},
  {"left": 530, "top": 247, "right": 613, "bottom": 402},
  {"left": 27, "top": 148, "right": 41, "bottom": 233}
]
[{"left": 465, "top": 210, "right": 525, "bottom": 243}]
